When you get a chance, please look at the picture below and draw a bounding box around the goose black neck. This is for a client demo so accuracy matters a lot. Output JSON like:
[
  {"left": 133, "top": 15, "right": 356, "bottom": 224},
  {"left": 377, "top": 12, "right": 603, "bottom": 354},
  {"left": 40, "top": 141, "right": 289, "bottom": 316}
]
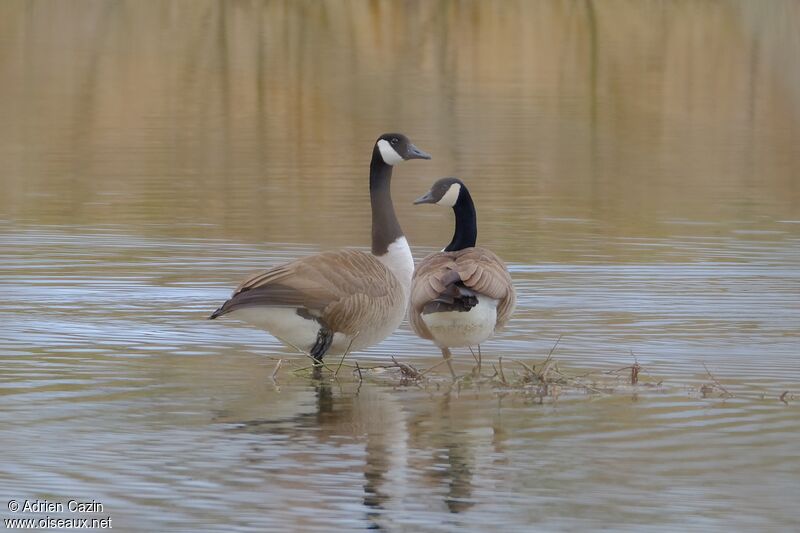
[
  {"left": 445, "top": 187, "right": 477, "bottom": 252},
  {"left": 369, "top": 147, "right": 403, "bottom": 256}
]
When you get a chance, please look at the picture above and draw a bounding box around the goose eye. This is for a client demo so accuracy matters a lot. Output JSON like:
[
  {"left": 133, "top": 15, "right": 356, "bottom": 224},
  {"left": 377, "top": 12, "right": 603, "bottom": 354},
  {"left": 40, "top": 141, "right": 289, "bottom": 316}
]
[{"left": 391, "top": 138, "right": 398, "bottom": 145}]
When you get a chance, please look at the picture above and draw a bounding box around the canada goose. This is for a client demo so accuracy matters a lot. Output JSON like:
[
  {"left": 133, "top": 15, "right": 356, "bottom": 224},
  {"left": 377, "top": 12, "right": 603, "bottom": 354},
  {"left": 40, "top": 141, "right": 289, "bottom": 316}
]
[
  {"left": 210, "top": 133, "right": 431, "bottom": 361},
  {"left": 409, "top": 177, "right": 515, "bottom": 378}
]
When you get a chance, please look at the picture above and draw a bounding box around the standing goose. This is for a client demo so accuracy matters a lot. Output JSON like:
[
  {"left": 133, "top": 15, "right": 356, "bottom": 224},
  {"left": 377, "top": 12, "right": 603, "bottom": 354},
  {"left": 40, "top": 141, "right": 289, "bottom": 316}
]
[
  {"left": 210, "top": 133, "right": 431, "bottom": 361},
  {"left": 409, "top": 178, "right": 515, "bottom": 378}
]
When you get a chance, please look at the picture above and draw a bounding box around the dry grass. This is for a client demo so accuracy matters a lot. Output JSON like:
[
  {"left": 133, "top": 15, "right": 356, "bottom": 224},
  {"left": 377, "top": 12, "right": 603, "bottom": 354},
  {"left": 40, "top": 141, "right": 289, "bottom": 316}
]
[{"left": 274, "top": 340, "right": 796, "bottom": 406}]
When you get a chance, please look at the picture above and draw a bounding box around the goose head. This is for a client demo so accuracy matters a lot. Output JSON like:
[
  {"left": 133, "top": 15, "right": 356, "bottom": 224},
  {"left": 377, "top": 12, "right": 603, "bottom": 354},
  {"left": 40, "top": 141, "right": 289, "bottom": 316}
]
[
  {"left": 413, "top": 177, "right": 465, "bottom": 208},
  {"left": 375, "top": 133, "right": 431, "bottom": 166}
]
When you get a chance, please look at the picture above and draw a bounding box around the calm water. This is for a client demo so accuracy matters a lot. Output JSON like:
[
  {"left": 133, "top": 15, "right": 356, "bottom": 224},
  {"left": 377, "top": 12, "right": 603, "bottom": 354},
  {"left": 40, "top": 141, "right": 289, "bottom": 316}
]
[{"left": 1, "top": 1, "right": 799, "bottom": 531}]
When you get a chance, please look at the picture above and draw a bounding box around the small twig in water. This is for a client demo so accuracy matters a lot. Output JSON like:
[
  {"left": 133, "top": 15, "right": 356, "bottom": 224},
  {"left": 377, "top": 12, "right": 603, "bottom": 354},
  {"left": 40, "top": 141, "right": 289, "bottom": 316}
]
[
  {"left": 491, "top": 363, "right": 503, "bottom": 385},
  {"left": 535, "top": 336, "right": 562, "bottom": 384},
  {"left": 546, "top": 335, "right": 562, "bottom": 361},
  {"left": 278, "top": 337, "right": 339, "bottom": 373},
  {"left": 701, "top": 362, "right": 733, "bottom": 398},
  {"left": 272, "top": 359, "right": 283, "bottom": 380},
  {"left": 513, "top": 359, "right": 536, "bottom": 376},
  {"left": 630, "top": 350, "right": 640, "bottom": 385},
  {"left": 419, "top": 358, "right": 450, "bottom": 377},
  {"left": 779, "top": 391, "right": 789, "bottom": 405},
  {"left": 355, "top": 361, "right": 363, "bottom": 382},
  {"left": 334, "top": 335, "right": 358, "bottom": 379},
  {"left": 540, "top": 358, "right": 555, "bottom": 383},
  {"left": 391, "top": 355, "right": 421, "bottom": 379},
  {"left": 468, "top": 346, "right": 479, "bottom": 365}
]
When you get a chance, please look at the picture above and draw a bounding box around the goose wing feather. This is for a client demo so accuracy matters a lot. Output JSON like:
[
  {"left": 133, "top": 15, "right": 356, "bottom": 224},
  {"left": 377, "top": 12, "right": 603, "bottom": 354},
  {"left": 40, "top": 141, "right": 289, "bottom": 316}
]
[
  {"left": 212, "top": 249, "right": 402, "bottom": 335},
  {"left": 410, "top": 247, "right": 515, "bottom": 339}
]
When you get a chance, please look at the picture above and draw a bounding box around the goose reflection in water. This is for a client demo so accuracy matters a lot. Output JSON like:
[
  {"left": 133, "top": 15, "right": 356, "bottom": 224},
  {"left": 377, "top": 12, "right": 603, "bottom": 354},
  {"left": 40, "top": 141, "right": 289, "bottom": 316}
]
[{"left": 216, "top": 379, "right": 491, "bottom": 528}]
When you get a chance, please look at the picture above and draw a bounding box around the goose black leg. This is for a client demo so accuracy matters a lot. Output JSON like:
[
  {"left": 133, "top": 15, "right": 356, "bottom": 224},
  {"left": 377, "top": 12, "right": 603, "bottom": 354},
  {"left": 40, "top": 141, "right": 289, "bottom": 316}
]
[{"left": 310, "top": 326, "right": 333, "bottom": 362}]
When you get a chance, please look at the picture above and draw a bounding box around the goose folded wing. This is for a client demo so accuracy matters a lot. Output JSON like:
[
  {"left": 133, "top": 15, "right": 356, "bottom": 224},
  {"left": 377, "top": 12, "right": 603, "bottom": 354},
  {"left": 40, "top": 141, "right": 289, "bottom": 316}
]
[
  {"left": 211, "top": 249, "right": 399, "bottom": 334},
  {"left": 410, "top": 254, "right": 459, "bottom": 311},
  {"left": 410, "top": 248, "right": 516, "bottom": 331},
  {"left": 453, "top": 249, "right": 516, "bottom": 330}
]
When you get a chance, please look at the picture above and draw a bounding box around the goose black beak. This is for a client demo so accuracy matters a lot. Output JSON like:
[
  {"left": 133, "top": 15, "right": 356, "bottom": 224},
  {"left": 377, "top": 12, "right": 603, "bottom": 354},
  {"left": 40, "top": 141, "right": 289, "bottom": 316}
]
[
  {"left": 413, "top": 191, "right": 436, "bottom": 205},
  {"left": 406, "top": 143, "right": 432, "bottom": 160}
]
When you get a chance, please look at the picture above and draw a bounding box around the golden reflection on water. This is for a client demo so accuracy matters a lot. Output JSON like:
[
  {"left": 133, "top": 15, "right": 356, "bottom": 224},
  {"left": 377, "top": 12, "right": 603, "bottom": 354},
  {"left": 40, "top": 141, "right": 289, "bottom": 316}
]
[
  {"left": 1, "top": 1, "right": 799, "bottom": 531},
  {"left": 1, "top": 0, "right": 798, "bottom": 261}
]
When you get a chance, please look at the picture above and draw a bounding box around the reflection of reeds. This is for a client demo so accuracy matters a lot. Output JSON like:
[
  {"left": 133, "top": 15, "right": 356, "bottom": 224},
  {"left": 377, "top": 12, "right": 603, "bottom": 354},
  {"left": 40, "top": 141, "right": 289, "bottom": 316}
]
[{"left": 2, "top": 1, "right": 799, "bottom": 247}]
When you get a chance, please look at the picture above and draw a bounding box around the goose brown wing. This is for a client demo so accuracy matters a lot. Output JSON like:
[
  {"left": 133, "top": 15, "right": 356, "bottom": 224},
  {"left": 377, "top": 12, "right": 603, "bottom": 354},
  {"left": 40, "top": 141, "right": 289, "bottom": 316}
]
[
  {"left": 453, "top": 247, "right": 516, "bottom": 330},
  {"left": 211, "top": 249, "right": 401, "bottom": 335},
  {"left": 409, "top": 247, "right": 515, "bottom": 338},
  {"left": 409, "top": 253, "right": 454, "bottom": 340}
]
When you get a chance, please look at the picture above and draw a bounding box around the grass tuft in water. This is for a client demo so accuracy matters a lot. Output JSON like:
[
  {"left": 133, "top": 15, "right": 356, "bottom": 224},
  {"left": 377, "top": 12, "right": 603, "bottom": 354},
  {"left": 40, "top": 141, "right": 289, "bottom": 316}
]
[{"left": 274, "top": 345, "right": 796, "bottom": 406}]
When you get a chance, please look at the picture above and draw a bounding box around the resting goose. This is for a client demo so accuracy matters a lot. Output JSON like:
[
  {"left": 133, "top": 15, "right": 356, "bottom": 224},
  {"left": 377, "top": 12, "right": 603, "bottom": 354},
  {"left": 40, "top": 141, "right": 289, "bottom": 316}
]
[
  {"left": 409, "top": 177, "right": 515, "bottom": 377},
  {"left": 210, "top": 133, "right": 431, "bottom": 361}
]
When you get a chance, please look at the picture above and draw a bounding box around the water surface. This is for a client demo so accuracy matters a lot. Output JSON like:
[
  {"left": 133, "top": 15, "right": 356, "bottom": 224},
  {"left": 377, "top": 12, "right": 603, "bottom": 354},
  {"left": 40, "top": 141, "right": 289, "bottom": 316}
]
[{"left": 1, "top": 1, "right": 799, "bottom": 531}]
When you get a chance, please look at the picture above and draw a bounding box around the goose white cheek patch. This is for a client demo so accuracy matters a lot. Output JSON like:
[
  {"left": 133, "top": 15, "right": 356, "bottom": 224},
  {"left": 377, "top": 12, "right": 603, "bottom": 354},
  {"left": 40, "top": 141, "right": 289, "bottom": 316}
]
[
  {"left": 437, "top": 183, "right": 461, "bottom": 207},
  {"left": 377, "top": 139, "right": 404, "bottom": 166}
]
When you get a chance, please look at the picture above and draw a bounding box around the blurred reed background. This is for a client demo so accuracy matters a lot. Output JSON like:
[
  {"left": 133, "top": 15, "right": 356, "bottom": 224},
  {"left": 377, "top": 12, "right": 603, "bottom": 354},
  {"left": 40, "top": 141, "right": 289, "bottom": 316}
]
[{"left": 1, "top": 0, "right": 797, "bottom": 264}]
